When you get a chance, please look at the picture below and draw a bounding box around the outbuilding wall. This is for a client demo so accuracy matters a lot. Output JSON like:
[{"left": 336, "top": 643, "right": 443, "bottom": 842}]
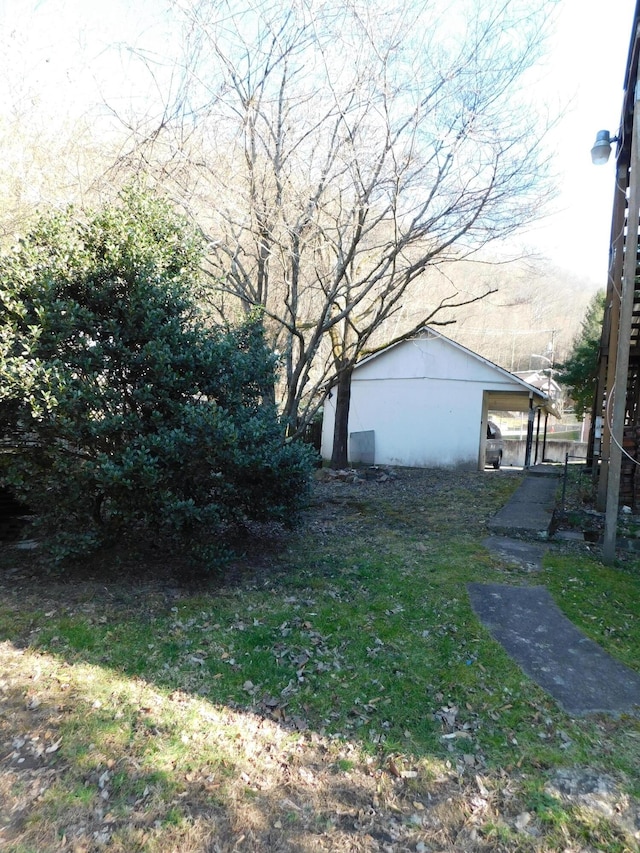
[{"left": 321, "top": 334, "right": 540, "bottom": 469}]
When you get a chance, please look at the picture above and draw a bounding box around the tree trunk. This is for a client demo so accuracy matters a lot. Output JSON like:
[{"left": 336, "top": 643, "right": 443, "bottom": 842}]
[{"left": 330, "top": 366, "right": 353, "bottom": 469}]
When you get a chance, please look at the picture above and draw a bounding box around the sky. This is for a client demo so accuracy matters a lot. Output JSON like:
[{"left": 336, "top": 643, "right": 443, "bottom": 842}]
[
  {"left": 0, "top": 0, "right": 636, "bottom": 289},
  {"left": 513, "top": 0, "right": 637, "bottom": 286}
]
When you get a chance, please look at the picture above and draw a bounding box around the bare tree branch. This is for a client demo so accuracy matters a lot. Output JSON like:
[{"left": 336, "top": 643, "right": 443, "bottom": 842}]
[{"left": 109, "top": 0, "right": 558, "bottom": 460}]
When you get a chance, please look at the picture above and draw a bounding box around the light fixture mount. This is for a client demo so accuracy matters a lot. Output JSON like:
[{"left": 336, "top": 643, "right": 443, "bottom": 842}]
[{"left": 591, "top": 129, "right": 620, "bottom": 165}]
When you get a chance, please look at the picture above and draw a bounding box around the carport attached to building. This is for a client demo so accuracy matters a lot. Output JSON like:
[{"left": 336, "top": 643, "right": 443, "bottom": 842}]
[{"left": 321, "top": 328, "right": 555, "bottom": 470}]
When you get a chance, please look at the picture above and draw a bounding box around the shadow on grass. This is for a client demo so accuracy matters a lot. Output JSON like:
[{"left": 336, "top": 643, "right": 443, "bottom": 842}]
[
  {"left": 1, "top": 469, "right": 638, "bottom": 852},
  {"left": 0, "top": 515, "right": 477, "bottom": 852},
  {"left": 0, "top": 632, "right": 466, "bottom": 852}
]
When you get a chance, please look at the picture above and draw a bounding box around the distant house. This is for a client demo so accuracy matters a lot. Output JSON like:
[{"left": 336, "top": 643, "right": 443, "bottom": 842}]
[
  {"left": 321, "top": 328, "right": 553, "bottom": 470},
  {"left": 514, "top": 370, "right": 563, "bottom": 410}
]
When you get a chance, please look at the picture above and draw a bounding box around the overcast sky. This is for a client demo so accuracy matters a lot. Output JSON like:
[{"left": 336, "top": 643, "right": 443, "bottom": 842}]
[
  {"left": 0, "top": 0, "right": 636, "bottom": 287},
  {"left": 512, "top": 0, "right": 636, "bottom": 287}
]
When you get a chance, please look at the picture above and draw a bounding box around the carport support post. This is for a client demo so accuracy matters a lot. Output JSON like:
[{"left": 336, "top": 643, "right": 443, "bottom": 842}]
[
  {"left": 524, "top": 395, "right": 535, "bottom": 468},
  {"left": 479, "top": 395, "right": 489, "bottom": 471},
  {"left": 542, "top": 412, "right": 549, "bottom": 462}
]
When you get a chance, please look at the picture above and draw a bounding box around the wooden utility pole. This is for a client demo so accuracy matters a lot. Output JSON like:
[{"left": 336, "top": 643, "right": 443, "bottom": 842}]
[
  {"left": 594, "top": 164, "right": 627, "bottom": 511},
  {"left": 603, "top": 73, "right": 640, "bottom": 564}
]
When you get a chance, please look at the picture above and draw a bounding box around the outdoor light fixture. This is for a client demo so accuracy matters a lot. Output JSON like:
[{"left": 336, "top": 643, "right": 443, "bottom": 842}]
[{"left": 591, "top": 129, "right": 619, "bottom": 165}]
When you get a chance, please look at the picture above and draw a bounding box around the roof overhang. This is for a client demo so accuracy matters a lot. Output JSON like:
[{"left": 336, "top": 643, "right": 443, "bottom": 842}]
[
  {"left": 485, "top": 389, "right": 559, "bottom": 418},
  {"left": 352, "top": 327, "right": 560, "bottom": 418}
]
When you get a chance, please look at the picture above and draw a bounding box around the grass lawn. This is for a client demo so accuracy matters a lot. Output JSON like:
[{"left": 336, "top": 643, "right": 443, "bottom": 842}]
[{"left": 0, "top": 467, "right": 639, "bottom": 852}]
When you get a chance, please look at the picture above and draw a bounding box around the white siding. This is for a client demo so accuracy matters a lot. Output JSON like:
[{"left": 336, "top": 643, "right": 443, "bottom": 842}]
[{"left": 321, "top": 332, "right": 535, "bottom": 468}]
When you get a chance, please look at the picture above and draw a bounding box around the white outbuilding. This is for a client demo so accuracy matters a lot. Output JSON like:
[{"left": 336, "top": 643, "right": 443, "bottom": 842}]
[{"left": 321, "top": 327, "right": 554, "bottom": 470}]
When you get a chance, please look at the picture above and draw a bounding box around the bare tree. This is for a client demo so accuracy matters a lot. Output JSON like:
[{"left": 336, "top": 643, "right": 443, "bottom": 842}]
[{"left": 115, "top": 0, "right": 556, "bottom": 466}]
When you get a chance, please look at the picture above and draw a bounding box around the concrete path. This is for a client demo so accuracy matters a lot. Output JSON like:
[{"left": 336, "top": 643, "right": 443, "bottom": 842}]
[
  {"left": 487, "top": 464, "right": 560, "bottom": 538},
  {"left": 474, "top": 465, "right": 640, "bottom": 716},
  {"left": 468, "top": 583, "right": 640, "bottom": 715},
  {"left": 482, "top": 536, "right": 547, "bottom": 572}
]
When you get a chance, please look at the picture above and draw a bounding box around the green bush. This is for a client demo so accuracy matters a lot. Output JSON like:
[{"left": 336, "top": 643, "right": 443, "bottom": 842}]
[{"left": 0, "top": 189, "right": 313, "bottom": 564}]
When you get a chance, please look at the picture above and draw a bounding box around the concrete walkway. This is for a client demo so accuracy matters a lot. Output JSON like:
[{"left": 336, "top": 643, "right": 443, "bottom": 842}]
[
  {"left": 487, "top": 464, "right": 560, "bottom": 539},
  {"left": 468, "top": 582, "right": 640, "bottom": 715},
  {"left": 471, "top": 465, "right": 640, "bottom": 716}
]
